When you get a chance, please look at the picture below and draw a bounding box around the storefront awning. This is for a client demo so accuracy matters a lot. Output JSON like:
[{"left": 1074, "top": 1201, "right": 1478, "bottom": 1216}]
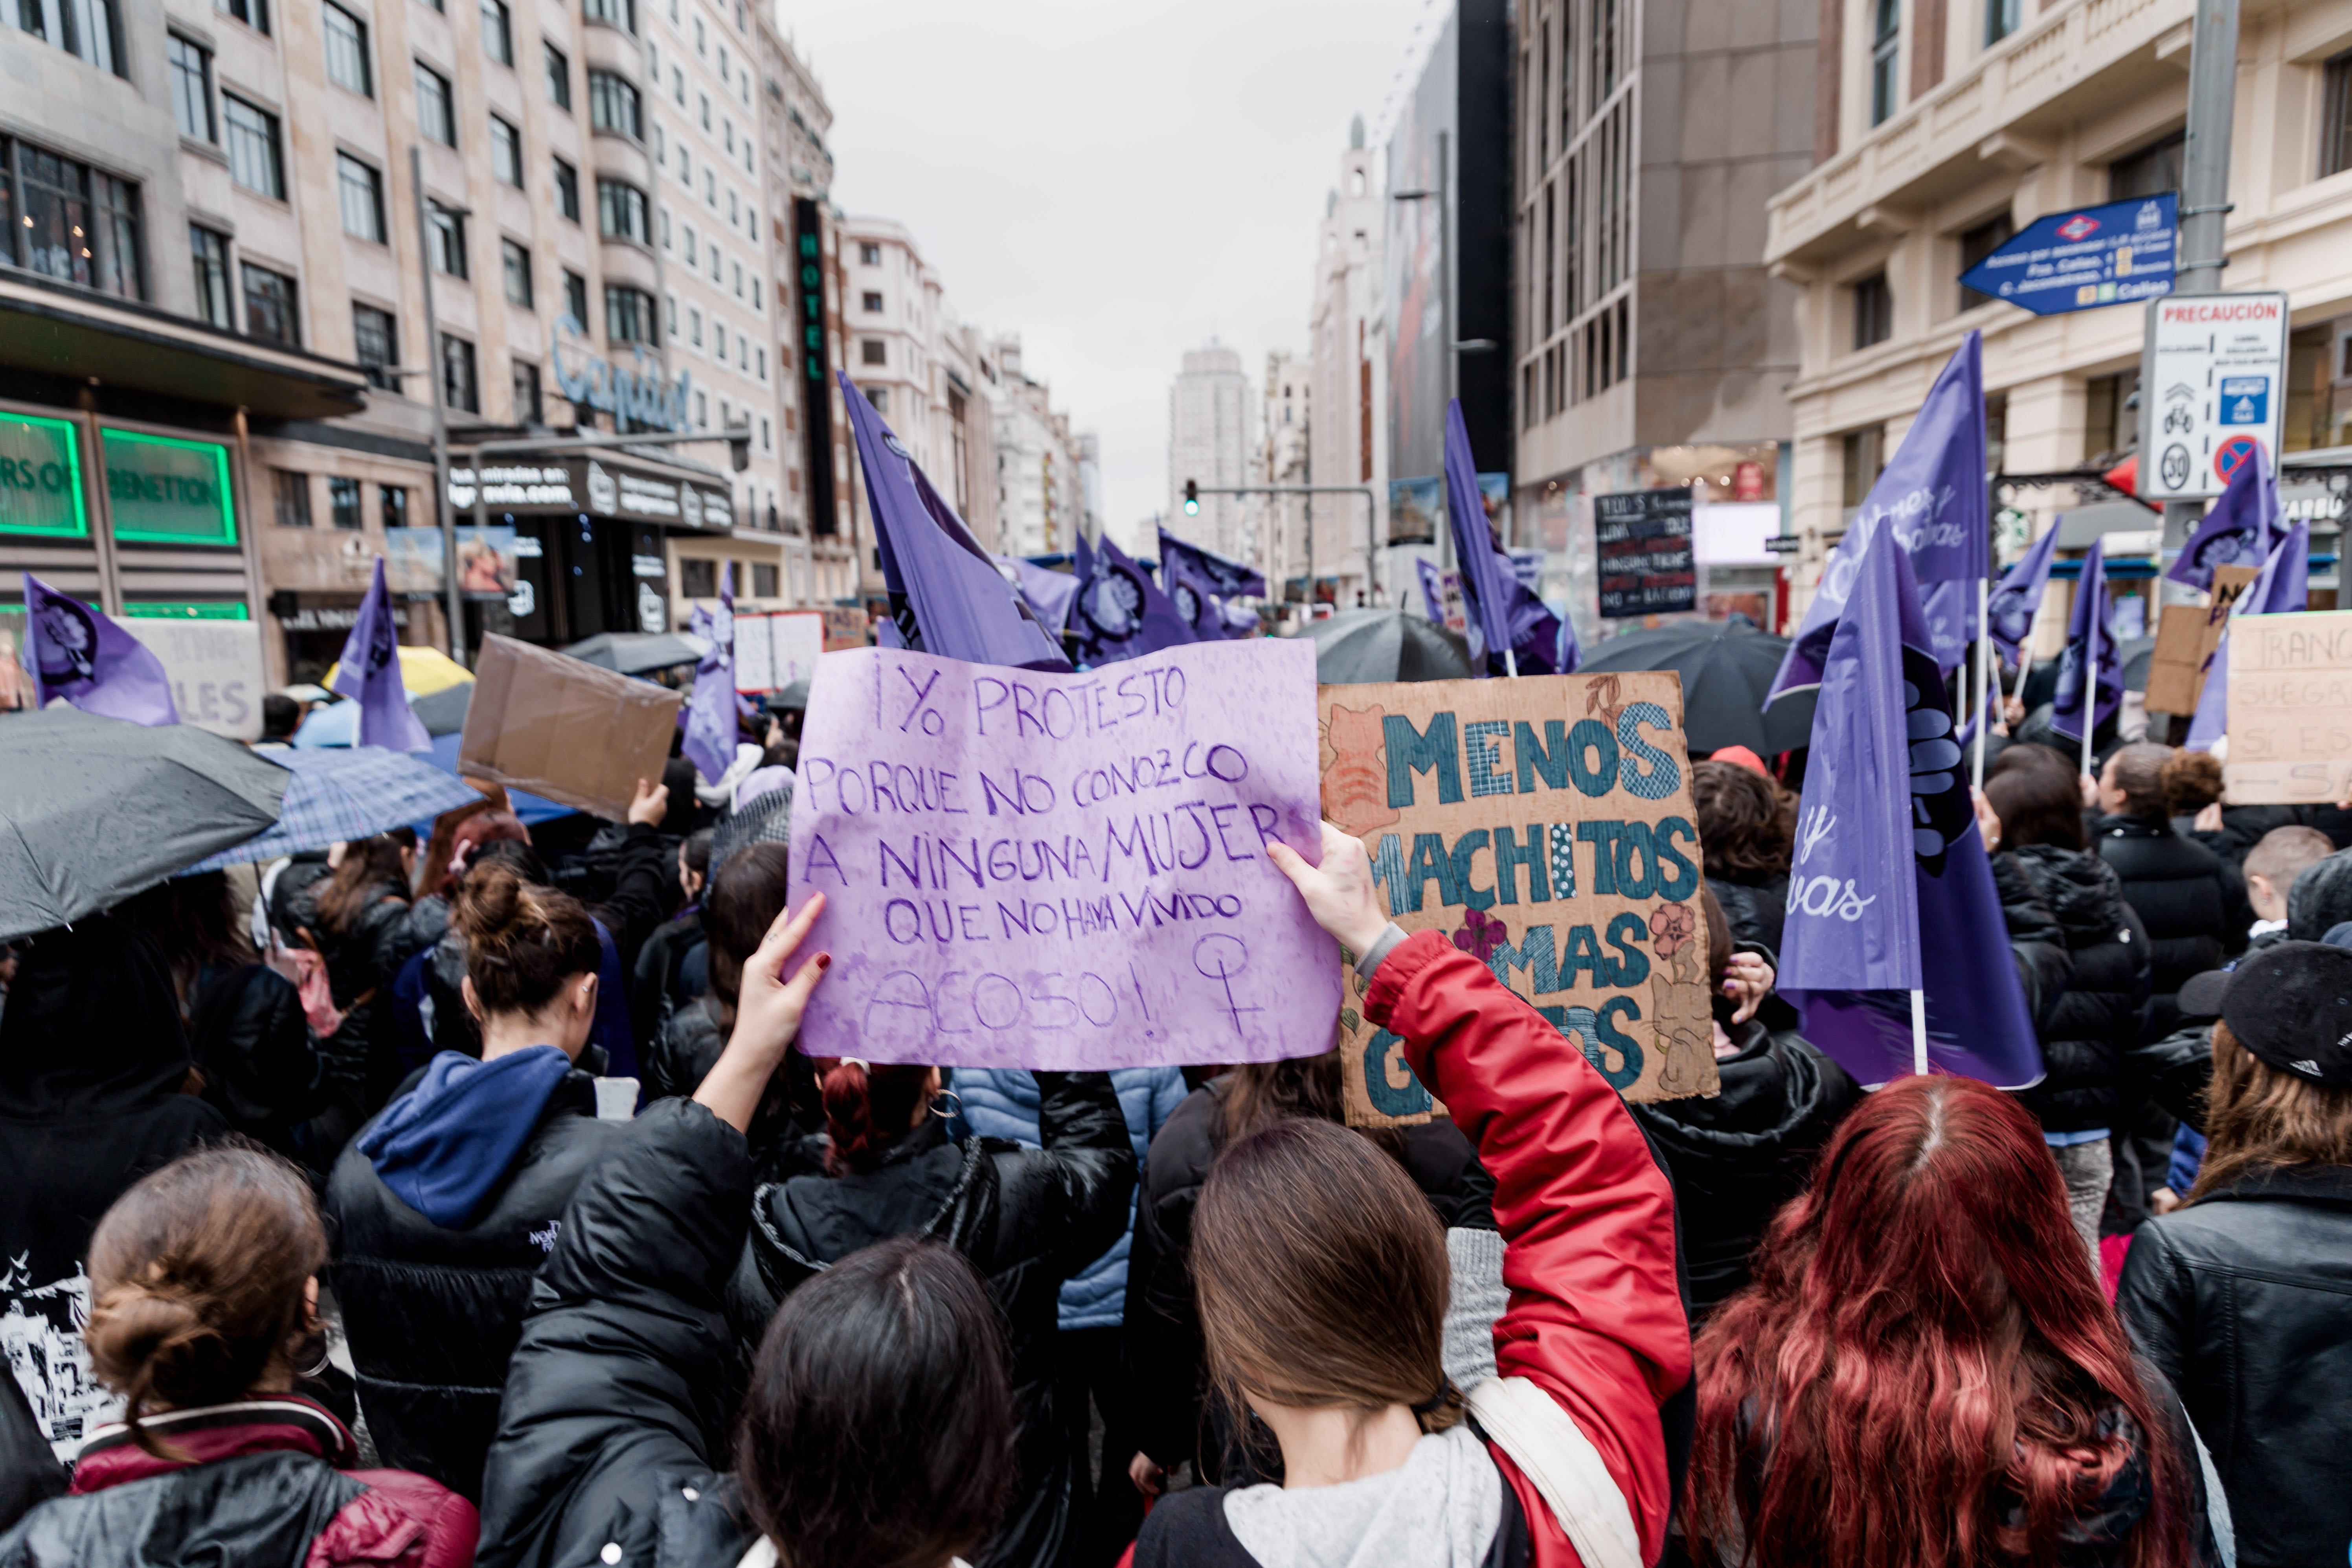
[
  {"left": 0, "top": 273, "right": 368, "bottom": 420},
  {"left": 448, "top": 451, "right": 738, "bottom": 532}
]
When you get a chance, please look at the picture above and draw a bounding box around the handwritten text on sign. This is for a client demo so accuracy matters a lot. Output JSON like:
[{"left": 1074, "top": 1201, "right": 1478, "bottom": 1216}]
[
  {"left": 2222, "top": 610, "right": 2352, "bottom": 803},
  {"left": 787, "top": 642, "right": 1340, "bottom": 1068},
  {"left": 1322, "top": 672, "right": 1719, "bottom": 1125}
]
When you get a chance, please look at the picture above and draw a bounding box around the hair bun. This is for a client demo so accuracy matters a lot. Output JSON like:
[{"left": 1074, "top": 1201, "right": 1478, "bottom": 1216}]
[
  {"left": 451, "top": 860, "right": 526, "bottom": 952},
  {"left": 88, "top": 1278, "right": 234, "bottom": 1408}
]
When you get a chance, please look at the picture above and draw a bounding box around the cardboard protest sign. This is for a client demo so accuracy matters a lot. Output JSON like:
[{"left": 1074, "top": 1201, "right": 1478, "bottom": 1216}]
[
  {"left": 2220, "top": 610, "right": 2352, "bottom": 803},
  {"left": 119, "top": 619, "right": 265, "bottom": 740},
  {"left": 821, "top": 605, "right": 867, "bottom": 651},
  {"left": 787, "top": 641, "right": 1338, "bottom": 1069},
  {"left": 457, "top": 634, "right": 682, "bottom": 820},
  {"left": 2145, "top": 564, "right": 2256, "bottom": 716},
  {"left": 1319, "top": 672, "right": 1718, "bottom": 1125}
]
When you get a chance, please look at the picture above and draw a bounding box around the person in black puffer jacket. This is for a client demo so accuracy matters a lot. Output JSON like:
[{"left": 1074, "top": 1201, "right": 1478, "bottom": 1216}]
[
  {"left": 727, "top": 1051, "right": 1133, "bottom": 1568},
  {"left": 1691, "top": 757, "right": 1792, "bottom": 956},
  {"left": 2092, "top": 744, "right": 2227, "bottom": 1038},
  {"left": 2286, "top": 844, "right": 2352, "bottom": 941},
  {"left": 1987, "top": 763, "right": 2152, "bottom": 1263},
  {"left": 290, "top": 832, "right": 432, "bottom": 1112},
  {"left": 1631, "top": 886, "right": 1856, "bottom": 1318},
  {"left": 325, "top": 860, "right": 627, "bottom": 1503}
]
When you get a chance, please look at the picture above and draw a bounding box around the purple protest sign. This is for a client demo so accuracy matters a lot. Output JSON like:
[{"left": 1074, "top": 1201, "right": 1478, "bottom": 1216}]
[{"left": 786, "top": 639, "right": 1340, "bottom": 1068}]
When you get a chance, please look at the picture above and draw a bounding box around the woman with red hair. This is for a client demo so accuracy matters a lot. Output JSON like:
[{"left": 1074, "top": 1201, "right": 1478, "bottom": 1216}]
[{"left": 1687, "top": 1074, "right": 2222, "bottom": 1568}]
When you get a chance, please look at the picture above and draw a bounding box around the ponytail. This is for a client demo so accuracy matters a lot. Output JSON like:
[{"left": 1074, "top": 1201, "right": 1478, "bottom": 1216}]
[{"left": 814, "top": 1057, "right": 935, "bottom": 1174}]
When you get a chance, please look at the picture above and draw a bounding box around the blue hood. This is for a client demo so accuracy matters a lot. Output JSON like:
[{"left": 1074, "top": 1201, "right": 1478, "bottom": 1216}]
[{"left": 358, "top": 1046, "right": 573, "bottom": 1227}]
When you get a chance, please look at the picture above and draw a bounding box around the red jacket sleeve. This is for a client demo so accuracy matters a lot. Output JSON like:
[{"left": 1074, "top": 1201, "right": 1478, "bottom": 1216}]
[{"left": 1366, "top": 930, "right": 1689, "bottom": 1568}]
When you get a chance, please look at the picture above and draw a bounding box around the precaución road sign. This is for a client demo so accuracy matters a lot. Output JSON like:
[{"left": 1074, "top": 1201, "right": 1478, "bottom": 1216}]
[{"left": 2140, "top": 292, "right": 2289, "bottom": 502}]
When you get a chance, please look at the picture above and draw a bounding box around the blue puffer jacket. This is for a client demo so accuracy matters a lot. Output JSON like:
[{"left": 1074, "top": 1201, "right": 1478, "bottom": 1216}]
[{"left": 952, "top": 1066, "right": 1187, "bottom": 1330}]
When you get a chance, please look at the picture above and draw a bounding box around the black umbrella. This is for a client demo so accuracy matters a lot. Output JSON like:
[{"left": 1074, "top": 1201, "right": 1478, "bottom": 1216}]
[
  {"left": 1573, "top": 619, "right": 1817, "bottom": 756},
  {"left": 410, "top": 681, "right": 472, "bottom": 737},
  {"left": 1304, "top": 610, "right": 1474, "bottom": 684},
  {"left": 0, "top": 709, "right": 291, "bottom": 941},
  {"left": 561, "top": 631, "right": 709, "bottom": 675}
]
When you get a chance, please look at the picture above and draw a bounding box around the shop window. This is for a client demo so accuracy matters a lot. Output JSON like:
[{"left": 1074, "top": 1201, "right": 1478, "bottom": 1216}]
[
  {"left": 680, "top": 558, "right": 717, "bottom": 597},
  {"left": 329, "top": 476, "right": 363, "bottom": 530},
  {"left": 1958, "top": 214, "right": 2013, "bottom": 311},
  {"left": 323, "top": 3, "right": 371, "bottom": 94},
  {"left": 243, "top": 263, "right": 298, "bottom": 345},
  {"left": 191, "top": 226, "right": 233, "bottom": 327},
  {"left": 2109, "top": 131, "right": 2183, "bottom": 200},
  {"left": 1852, "top": 272, "right": 1893, "bottom": 349},
  {"left": 352, "top": 303, "right": 398, "bottom": 388},
  {"left": 381, "top": 485, "right": 408, "bottom": 528},
  {"left": 274, "top": 469, "right": 312, "bottom": 528}
]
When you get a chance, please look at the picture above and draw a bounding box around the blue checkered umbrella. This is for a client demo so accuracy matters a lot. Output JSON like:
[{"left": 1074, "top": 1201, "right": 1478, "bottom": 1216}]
[{"left": 185, "top": 746, "right": 485, "bottom": 870}]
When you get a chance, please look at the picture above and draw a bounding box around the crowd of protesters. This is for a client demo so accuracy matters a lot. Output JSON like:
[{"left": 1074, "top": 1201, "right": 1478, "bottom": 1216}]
[{"left": 1, "top": 695, "right": 2350, "bottom": 1568}]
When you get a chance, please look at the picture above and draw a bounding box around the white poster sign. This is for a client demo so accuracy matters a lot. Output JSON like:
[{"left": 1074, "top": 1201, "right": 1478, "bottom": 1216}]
[{"left": 121, "top": 618, "right": 266, "bottom": 740}]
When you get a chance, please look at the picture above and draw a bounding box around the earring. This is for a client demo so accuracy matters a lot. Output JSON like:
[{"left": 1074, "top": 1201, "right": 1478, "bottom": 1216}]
[{"left": 929, "top": 1088, "right": 964, "bottom": 1121}]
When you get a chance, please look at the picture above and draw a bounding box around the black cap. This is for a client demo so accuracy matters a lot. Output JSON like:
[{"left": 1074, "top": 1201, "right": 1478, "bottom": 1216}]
[{"left": 2177, "top": 941, "right": 2352, "bottom": 1088}]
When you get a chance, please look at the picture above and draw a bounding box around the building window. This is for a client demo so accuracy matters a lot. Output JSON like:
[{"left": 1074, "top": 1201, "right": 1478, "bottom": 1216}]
[
  {"left": 480, "top": 0, "right": 512, "bottom": 63},
  {"left": 2109, "top": 130, "right": 2184, "bottom": 200},
  {"left": 190, "top": 225, "right": 233, "bottom": 327},
  {"left": 588, "top": 70, "right": 642, "bottom": 139},
  {"left": 862, "top": 290, "right": 882, "bottom": 313},
  {"left": 713, "top": 321, "right": 728, "bottom": 360},
  {"left": 1984, "top": 0, "right": 2020, "bottom": 44},
  {"left": 352, "top": 303, "right": 397, "bottom": 388},
  {"left": 866, "top": 385, "right": 888, "bottom": 415},
  {"left": 337, "top": 154, "right": 385, "bottom": 241},
  {"left": 242, "top": 263, "right": 297, "bottom": 344},
  {"left": 680, "top": 558, "right": 716, "bottom": 597},
  {"left": 1851, "top": 272, "right": 1893, "bottom": 349},
  {"left": 597, "top": 178, "right": 647, "bottom": 242},
  {"left": 273, "top": 469, "right": 311, "bottom": 527},
  {"left": 222, "top": 95, "right": 285, "bottom": 197},
  {"left": 752, "top": 563, "right": 777, "bottom": 597},
  {"left": 415, "top": 62, "right": 456, "bottom": 147},
  {"left": 381, "top": 485, "right": 408, "bottom": 527},
  {"left": 328, "top": 476, "right": 363, "bottom": 530},
  {"left": 168, "top": 37, "right": 216, "bottom": 141},
  {"left": 1958, "top": 213, "right": 2014, "bottom": 311},
  {"left": 582, "top": 0, "right": 633, "bottom": 31},
  {"left": 428, "top": 202, "right": 467, "bottom": 277},
  {"left": 2324, "top": 51, "right": 2352, "bottom": 178},
  {"left": 545, "top": 41, "right": 571, "bottom": 108},
  {"left": 490, "top": 116, "right": 524, "bottom": 186},
  {"left": 5, "top": 144, "right": 143, "bottom": 300},
  {"left": 441, "top": 333, "right": 479, "bottom": 412},
  {"left": 563, "top": 269, "right": 588, "bottom": 325},
  {"left": 215, "top": 0, "right": 266, "bottom": 32},
  {"left": 858, "top": 242, "right": 880, "bottom": 265},
  {"left": 18, "top": 0, "right": 125, "bottom": 72},
  {"left": 553, "top": 156, "right": 580, "bottom": 220},
  {"left": 501, "top": 238, "right": 533, "bottom": 306},
  {"left": 860, "top": 338, "right": 885, "bottom": 366},
  {"left": 755, "top": 346, "right": 765, "bottom": 382},
  {"left": 513, "top": 359, "right": 542, "bottom": 423},
  {"left": 606, "top": 284, "right": 655, "bottom": 344},
  {"left": 665, "top": 290, "right": 680, "bottom": 339},
  {"left": 688, "top": 305, "right": 702, "bottom": 346},
  {"left": 1841, "top": 425, "right": 1887, "bottom": 507},
  {"left": 1870, "top": 0, "right": 1900, "bottom": 127},
  {"left": 2083, "top": 371, "right": 2140, "bottom": 462},
  {"left": 323, "top": 3, "right": 371, "bottom": 93}
]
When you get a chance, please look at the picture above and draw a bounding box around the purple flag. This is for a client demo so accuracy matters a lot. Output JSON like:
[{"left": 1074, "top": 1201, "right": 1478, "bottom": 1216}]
[
  {"left": 1778, "top": 522, "right": 2042, "bottom": 1088},
  {"left": 2049, "top": 538, "right": 2121, "bottom": 748},
  {"left": 1770, "top": 332, "right": 1988, "bottom": 702},
  {"left": 1069, "top": 531, "right": 1196, "bottom": 665},
  {"left": 1416, "top": 557, "right": 1447, "bottom": 625},
  {"left": 2187, "top": 520, "right": 2309, "bottom": 753},
  {"left": 1158, "top": 528, "right": 1265, "bottom": 641},
  {"left": 2167, "top": 445, "right": 2280, "bottom": 592},
  {"left": 997, "top": 556, "right": 1079, "bottom": 639},
  {"left": 329, "top": 559, "right": 430, "bottom": 752},
  {"left": 1986, "top": 520, "right": 2061, "bottom": 664},
  {"left": 682, "top": 562, "right": 737, "bottom": 785},
  {"left": 1441, "top": 399, "right": 1568, "bottom": 676},
  {"left": 1920, "top": 579, "right": 1981, "bottom": 674},
  {"left": 20, "top": 573, "right": 180, "bottom": 726},
  {"left": 840, "top": 372, "right": 1068, "bottom": 672}
]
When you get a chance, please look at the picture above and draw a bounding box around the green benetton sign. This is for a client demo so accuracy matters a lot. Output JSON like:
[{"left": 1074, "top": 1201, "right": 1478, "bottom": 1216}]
[
  {"left": 0, "top": 413, "right": 89, "bottom": 539},
  {"left": 103, "top": 429, "right": 236, "bottom": 545}
]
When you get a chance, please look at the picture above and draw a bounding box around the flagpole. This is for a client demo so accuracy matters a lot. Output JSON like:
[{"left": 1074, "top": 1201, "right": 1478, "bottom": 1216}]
[
  {"left": 1503, "top": 647, "right": 1518, "bottom": 679},
  {"left": 2080, "top": 705, "right": 2095, "bottom": 779},
  {"left": 1910, "top": 989, "right": 1930, "bottom": 1077},
  {"left": 1973, "top": 577, "right": 1991, "bottom": 789}
]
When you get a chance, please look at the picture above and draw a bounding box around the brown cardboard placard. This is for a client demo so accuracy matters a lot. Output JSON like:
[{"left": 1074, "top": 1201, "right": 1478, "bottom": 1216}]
[
  {"left": 1319, "top": 673, "right": 1720, "bottom": 1127},
  {"left": 2220, "top": 610, "right": 2352, "bottom": 803},
  {"left": 2144, "top": 565, "right": 2256, "bottom": 717},
  {"left": 457, "top": 634, "right": 684, "bottom": 821}
]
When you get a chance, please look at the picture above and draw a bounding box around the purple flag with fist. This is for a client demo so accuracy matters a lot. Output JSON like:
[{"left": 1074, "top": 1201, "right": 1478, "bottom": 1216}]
[
  {"left": 21, "top": 572, "right": 179, "bottom": 726},
  {"left": 330, "top": 558, "right": 430, "bottom": 752}
]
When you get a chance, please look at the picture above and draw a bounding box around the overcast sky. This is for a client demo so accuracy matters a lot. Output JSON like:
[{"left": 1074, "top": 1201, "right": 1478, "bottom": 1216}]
[{"left": 777, "top": 0, "right": 1439, "bottom": 546}]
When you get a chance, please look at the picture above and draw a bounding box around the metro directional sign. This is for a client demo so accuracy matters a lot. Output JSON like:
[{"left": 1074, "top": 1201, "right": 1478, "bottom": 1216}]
[{"left": 1958, "top": 193, "right": 2177, "bottom": 316}]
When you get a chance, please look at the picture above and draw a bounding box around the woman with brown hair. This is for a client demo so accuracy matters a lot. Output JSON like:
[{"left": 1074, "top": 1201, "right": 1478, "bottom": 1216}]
[
  {"left": 1689, "top": 758, "right": 1793, "bottom": 954},
  {"left": 1130, "top": 823, "right": 1690, "bottom": 1568},
  {"left": 0, "top": 1144, "right": 476, "bottom": 1565},
  {"left": 298, "top": 831, "right": 426, "bottom": 1108},
  {"left": 2119, "top": 941, "right": 2352, "bottom": 1567}
]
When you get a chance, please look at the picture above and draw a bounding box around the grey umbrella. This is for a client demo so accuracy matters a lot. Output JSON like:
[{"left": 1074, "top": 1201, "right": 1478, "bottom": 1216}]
[
  {"left": 1305, "top": 610, "right": 1475, "bottom": 683},
  {"left": 1574, "top": 619, "right": 1817, "bottom": 756},
  {"left": 0, "top": 709, "right": 291, "bottom": 941},
  {"left": 561, "top": 631, "right": 710, "bottom": 675}
]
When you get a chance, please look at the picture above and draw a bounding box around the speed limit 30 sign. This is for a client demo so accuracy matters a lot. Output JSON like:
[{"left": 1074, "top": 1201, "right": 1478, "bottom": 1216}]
[{"left": 2140, "top": 292, "right": 2289, "bottom": 500}]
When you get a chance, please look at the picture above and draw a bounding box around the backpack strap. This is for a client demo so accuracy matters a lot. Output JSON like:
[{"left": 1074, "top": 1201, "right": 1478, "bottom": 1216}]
[{"left": 1465, "top": 1376, "right": 1643, "bottom": 1568}]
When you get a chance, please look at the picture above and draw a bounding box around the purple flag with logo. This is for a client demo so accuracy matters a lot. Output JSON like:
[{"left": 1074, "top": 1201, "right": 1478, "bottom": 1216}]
[
  {"left": 329, "top": 558, "right": 430, "bottom": 752},
  {"left": 1158, "top": 528, "right": 1265, "bottom": 641},
  {"left": 997, "top": 556, "right": 1079, "bottom": 640},
  {"left": 2167, "top": 444, "right": 2280, "bottom": 592},
  {"left": 1985, "top": 520, "right": 2062, "bottom": 665},
  {"left": 1442, "top": 399, "right": 1567, "bottom": 676},
  {"left": 1416, "top": 557, "right": 1447, "bottom": 625},
  {"left": 1770, "top": 332, "right": 1988, "bottom": 702},
  {"left": 2187, "top": 519, "right": 2309, "bottom": 753},
  {"left": 1777, "top": 523, "right": 2042, "bottom": 1088},
  {"left": 20, "top": 573, "right": 179, "bottom": 726},
  {"left": 1069, "top": 530, "right": 1196, "bottom": 665},
  {"left": 2049, "top": 537, "right": 2121, "bottom": 748},
  {"left": 681, "top": 561, "right": 737, "bottom": 785},
  {"left": 1920, "top": 579, "right": 1982, "bottom": 674},
  {"left": 840, "top": 372, "right": 1067, "bottom": 672}
]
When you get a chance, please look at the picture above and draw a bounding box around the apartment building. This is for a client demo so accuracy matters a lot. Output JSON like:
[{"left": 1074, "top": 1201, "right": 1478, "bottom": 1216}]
[
  {"left": 1167, "top": 341, "right": 1252, "bottom": 561},
  {"left": 1307, "top": 119, "right": 1386, "bottom": 606},
  {"left": 990, "top": 333, "right": 1081, "bottom": 559},
  {"left": 1260, "top": 350, "right": 1314, "bottom": 600},
  {"left": 1768, "top": 0, "right": 2352, "bottom": 638}
]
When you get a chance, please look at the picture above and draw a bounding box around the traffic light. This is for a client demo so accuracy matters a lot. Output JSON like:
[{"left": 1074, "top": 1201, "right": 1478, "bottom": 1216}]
[
  {"left": 1183, "top": 479, "right": 1199, "bottom": 516},
  {"left": 726, "top": 422, "right": 752, "bottom": 472}
]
